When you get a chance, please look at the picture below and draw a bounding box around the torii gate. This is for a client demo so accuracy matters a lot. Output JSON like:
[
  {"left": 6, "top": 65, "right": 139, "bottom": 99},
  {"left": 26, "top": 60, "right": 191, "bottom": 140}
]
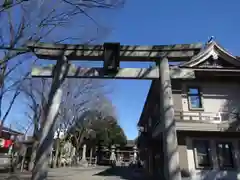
[{"left": 27, "top": 41, "right": 201, "bottom": 180}]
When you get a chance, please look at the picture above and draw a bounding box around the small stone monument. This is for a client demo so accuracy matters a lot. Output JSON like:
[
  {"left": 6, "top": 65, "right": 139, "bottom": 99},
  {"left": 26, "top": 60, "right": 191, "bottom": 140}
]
[{"left": 79, "top": 144, "right": 88, "bottom": 167}]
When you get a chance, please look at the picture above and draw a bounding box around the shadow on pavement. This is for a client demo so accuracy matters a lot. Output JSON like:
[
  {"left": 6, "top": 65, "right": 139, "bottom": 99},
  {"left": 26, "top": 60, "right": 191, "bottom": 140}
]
[
  {"left": 94, "top": 166, "right": 147, "bottom": 180},
  {"left": 0, "top": 174, "right": 29, "bottom": 180},
  {"left": 0, "top": 170, "right": 30, "bottom": 180}
]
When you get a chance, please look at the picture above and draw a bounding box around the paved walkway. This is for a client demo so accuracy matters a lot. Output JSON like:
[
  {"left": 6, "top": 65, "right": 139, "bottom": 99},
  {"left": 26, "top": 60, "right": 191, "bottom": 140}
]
[{"left": 0, "top": 166, "right": 145, "bottom": 180}]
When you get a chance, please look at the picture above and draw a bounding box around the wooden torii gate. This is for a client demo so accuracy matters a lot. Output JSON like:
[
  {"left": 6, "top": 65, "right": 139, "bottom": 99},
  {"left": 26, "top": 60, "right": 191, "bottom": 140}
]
[{"left": 27, "top": 41, "right": 201, "bottom": 180}]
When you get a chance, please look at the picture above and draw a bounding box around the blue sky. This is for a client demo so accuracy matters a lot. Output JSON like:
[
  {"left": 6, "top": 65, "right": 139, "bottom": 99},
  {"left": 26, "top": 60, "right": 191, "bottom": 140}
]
[
  {"left": 4, "top": 0, "right": 240, "bottom": 140},
  {"left": 102, "top": 0, "right": 240, "bottom": 139}
]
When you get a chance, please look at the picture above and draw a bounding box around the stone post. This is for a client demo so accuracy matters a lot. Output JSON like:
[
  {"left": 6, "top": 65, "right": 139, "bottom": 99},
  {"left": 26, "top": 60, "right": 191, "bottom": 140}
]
[
  {"left": 79, "top": 144, "right": 88, "bottom": 167},
  {"left": 89, "top": 148, "right": 93, "bottom": 166},
  {"left": 159, "top": 58, "right": 181, "bottom": 180},
  {"left": 82, "top": 144, "right": 87, "bottom": 160},
  {"left": 133, "top": 145, "right": 138, "bottom": 164},
  {"left": 116, "top": 149, "right": 120, "bottom": 162},
  {"left": 110, "top": 145, "right": 116, "bottom": 165},
  {"left": 49, "top": 147, "right": 53, "bottom": 167},
  {"left": 94, "top": 146, "right": 98, "bottom": 166}
]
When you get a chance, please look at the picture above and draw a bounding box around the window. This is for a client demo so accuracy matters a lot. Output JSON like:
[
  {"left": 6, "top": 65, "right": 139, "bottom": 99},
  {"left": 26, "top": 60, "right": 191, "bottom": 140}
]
[
  {"left": 216, "top": 142, "right": 234, "bottom": 169},
  {"left": 187, "top": 87, "right": 203, "bottom": 110},
  {"left": 193, "top": 140, "right": 212, "bottom": 169}
]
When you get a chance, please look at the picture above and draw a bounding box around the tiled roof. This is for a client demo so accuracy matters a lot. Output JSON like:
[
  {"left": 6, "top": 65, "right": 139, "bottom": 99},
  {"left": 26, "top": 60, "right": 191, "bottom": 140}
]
[{"left": 126, "top": 140, "right": 136, "bottom": 147}]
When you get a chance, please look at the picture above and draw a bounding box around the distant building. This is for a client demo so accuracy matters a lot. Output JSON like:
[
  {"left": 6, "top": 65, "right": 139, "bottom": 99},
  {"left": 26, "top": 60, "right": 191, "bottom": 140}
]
[
  {"left": 0, "top": 126, "right": 23, "bottom": 140},
  {"left": 0, "top": 125, "right": 23, "bottom": 168}
]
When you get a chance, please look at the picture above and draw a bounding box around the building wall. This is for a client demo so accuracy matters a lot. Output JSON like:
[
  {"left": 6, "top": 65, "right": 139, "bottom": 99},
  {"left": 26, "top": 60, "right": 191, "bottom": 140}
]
[
  {"left": 148, "top": 79, "right": 240, "bottom": 180},
  {"left": 181, "top": 81, "right": 240, "bottom": 121},
  {"left": 178, "top": 131, "right": 240, "bottom": 180},
  {"left": 177, "top": 132, "right": 189, "bottom": 171},
  {"left": 173, "top": 90, "right": 183, "bottom": 111}
]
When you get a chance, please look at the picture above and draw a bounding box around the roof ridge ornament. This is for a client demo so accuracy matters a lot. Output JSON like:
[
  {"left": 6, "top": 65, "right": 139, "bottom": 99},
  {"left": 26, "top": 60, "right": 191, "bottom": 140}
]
[
  {"left": 207, "top": 36, "right": 215, "bottom": 44},
  {"left": 200, "top": 36, "right": 215, "bottom": 51}
]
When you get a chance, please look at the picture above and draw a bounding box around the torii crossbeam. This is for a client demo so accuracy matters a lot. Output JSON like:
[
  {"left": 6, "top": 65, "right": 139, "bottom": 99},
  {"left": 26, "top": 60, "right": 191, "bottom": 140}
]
[
  {"left": 27, "top": 41, "right": 201, "bottom": 61},
  {"left": 31, "top": 66, "right": 196, "bottom": 79},
  {"left": 28, "top": 41, "right": 202, "bottom": 180}
]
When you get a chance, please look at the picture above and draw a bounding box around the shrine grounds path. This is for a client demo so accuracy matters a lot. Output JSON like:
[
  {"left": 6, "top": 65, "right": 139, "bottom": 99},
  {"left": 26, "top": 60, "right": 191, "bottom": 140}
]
[{"left": 0, "top": 166, "right": 146, "bottom": 180}]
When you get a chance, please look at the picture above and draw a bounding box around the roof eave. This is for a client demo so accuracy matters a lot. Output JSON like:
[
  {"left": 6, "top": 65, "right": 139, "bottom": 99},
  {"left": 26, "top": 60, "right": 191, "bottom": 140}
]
[{"left": 179, "top": 41, "right": 240, "bottom": 68}]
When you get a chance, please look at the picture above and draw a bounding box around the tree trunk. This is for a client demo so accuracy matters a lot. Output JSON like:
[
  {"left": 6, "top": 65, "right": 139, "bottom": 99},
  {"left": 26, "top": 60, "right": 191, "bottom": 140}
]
[
  {"left": 58, "top": 146, "right": 62, "bottom": 167},
  {"left": 31, "top": 88, "right": 63, "bottom": 180},
  {"left": 76, "top": 147, "right": 81, "bottom": 164},
  {"left": 29, "top": 140, "right": 38, "bottom": 171},
  {"left": 21, "top": 148, "right": 27, "bottom": 172},
  {"left": 52, "top": 138, "right": 60, "bottom": 168},
  {"left": 57, "top": 143, "right": 62, "bottom": 167}
]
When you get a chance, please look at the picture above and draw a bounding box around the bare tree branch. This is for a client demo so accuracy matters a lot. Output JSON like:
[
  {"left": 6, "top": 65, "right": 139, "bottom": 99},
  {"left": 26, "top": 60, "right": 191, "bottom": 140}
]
[{"left": 0, "top": 0, "right": 124, "bottom": 132}]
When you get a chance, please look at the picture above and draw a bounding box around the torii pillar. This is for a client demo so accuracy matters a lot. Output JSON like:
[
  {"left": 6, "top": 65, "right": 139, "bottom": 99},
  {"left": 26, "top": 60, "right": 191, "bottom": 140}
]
[{"left": 159, "top": 58, "right": 181, "bottom": 180}]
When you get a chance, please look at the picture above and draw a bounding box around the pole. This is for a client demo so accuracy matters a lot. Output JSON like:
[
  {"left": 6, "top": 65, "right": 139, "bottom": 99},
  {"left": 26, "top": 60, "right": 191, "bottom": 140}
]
[{"left": 159, "top": 57, "right": 181, "bottom": 180}]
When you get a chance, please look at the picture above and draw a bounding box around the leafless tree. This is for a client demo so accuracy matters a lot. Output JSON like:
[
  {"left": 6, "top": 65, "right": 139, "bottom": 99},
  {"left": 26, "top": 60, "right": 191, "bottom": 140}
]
[
  {"left": 0, "top": 1, "right": 126, "bottom": 179},
  {"left": 59, "top": 78, "right": 114, "bottom": 127},
  {"left": 21, "top": 76, "right": 114, "bottom": 169},
  {"left": 20, "top": 78, "right": 51, "bottom": 170},
  {"left": 53, "top": 78, "right": 114, "bottom": 166},
  {"left": 0, "top": 0, "right": 124, "bottom": 135}
]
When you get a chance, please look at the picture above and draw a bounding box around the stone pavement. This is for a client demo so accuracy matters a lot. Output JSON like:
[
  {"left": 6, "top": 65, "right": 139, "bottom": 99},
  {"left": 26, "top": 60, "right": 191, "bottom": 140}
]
[{"left": 0, "top": 166, "right": 145, "bottom": 180}]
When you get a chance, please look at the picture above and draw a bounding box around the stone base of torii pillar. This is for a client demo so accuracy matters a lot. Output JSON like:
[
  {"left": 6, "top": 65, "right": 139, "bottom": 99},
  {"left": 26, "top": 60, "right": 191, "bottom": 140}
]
[{"left": 79, "top": 144, "right": 88, "bottom": 167}]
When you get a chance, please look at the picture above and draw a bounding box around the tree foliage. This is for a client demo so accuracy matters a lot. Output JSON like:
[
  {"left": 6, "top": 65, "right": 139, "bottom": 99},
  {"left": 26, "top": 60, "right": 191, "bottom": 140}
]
[
  {"left": 91, "top": 116, "right": 127, "bottom": 147},
  {"left": 68, "top": 107, "right": 127, "bottom": 150},
  {"left": 70, "top": 113, "right": 127, "bottom": 148}
]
